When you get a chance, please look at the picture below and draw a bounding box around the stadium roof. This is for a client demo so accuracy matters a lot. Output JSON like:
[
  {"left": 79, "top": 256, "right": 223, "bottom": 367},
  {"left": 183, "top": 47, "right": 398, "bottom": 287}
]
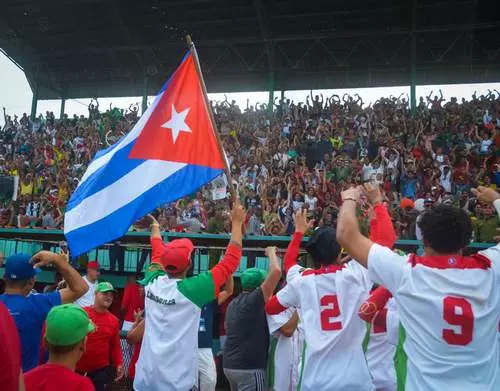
[{"left": 1, "top": 0, "right": 499, "bottom": 99}]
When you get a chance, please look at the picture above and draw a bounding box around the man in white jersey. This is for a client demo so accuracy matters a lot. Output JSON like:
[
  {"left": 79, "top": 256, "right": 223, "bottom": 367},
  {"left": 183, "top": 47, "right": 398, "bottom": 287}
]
[
  {"left": 134, "top": 201, "right": 244, "bottom": 391},
  {"left": 265, "top": 202, "right": 396, "bottom": 391},
  {"left": 74, "top": 261, "right": 100, "bottom": 307},
  {"left": 360, "top": 287, "right": 398, "bottom": 391},
  {"left": 337, "top": 184, "right": 500, "bottom": 391}
]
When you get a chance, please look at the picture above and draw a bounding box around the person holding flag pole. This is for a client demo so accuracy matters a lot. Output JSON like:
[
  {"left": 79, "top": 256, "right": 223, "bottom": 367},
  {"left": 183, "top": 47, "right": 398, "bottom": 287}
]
[{"left": 128, "top": 36, "right": 244, "bottom": 391}]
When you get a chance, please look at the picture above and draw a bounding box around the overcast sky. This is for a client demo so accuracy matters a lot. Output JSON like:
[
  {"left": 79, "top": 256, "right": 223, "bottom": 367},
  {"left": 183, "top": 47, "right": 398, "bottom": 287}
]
[{"left": 1, "top": 50, "right": 499, "bottom": 127}]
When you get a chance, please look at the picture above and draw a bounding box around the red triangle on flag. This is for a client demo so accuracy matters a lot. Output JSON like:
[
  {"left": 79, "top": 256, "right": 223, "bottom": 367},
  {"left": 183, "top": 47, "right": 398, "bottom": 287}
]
[{"left": 129, "top": 53, "right": 225, "bottom": 170}]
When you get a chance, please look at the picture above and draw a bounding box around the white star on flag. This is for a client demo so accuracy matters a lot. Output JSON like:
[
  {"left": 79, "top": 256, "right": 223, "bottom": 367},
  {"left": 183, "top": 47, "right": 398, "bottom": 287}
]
[{"left": 161, "top": 104, "right": 192, "bottom": 143}]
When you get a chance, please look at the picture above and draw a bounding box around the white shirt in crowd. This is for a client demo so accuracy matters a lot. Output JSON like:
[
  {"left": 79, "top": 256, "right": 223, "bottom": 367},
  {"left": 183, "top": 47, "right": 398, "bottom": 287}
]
[
  {"left": 74, "top": 275, "right": 97, "bottom": 307},
  {"left": 367, "top": 242, "right": 500, "bottom": 391},
  {"left": 304, "top": 194, "right": 318, "bottom": 210},
  {"left": 439, "top": 166, "right": 452, "bottom": 193}
]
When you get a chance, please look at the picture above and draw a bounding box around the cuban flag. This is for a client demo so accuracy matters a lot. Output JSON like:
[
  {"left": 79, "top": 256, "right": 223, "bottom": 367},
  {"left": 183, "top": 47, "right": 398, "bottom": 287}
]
[{"left": 64, "top": 52, "right": 225, "bottom": 256}]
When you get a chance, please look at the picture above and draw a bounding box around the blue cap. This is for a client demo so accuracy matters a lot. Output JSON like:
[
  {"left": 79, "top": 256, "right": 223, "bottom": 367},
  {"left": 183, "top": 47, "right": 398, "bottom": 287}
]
[{"left": 4, "top": 254, "right": 40, "bottom": 281}]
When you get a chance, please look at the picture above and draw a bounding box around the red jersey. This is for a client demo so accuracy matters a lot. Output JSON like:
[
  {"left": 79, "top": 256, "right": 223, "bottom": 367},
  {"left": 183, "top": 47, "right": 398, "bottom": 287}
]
[
  {"left": 76, "top": 307, "right": 122, "bottom": 373},
  {"left": 121, "top": 284, "right": 144, "bottom": 323},
  {"left": 0, "top": 302, "right": 21, "bottom": 391},
  {"left": 25, "top": 363, "right": 94, "bottom": 391}
]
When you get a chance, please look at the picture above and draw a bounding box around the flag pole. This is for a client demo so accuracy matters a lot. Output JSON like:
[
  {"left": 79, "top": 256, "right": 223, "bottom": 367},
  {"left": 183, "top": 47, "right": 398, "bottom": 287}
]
[{"left": 186, "top": 35, "right": 238, "bottom": 201}]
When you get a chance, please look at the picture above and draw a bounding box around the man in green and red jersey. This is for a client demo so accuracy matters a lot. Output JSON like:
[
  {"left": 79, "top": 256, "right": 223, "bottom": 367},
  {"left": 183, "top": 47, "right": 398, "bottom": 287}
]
[{"left": 134, "top": 200, "right": 245, "bottom": 391}]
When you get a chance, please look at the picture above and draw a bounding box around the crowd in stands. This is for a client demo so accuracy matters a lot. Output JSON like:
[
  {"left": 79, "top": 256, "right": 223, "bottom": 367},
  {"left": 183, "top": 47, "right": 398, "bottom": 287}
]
[{"left": 1, "top": 89, "right": 500, "bottom": 242}]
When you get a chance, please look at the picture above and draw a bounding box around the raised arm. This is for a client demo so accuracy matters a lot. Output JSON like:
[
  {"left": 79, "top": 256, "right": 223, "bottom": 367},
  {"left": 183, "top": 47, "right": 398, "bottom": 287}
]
[
  {"left": 31, "top": 251, "right": 88, "bottom": 304},
  {"left": 284, "top": 209, "right": 312, "bottom": 272},
  {"left": 209, "top": 200, "right": 244, "bottom": 294},
  {"left": 217, "top": 275, "right": 234, "bottom": 305},
  {"left": 260, "top": 246, "right": 282, "bottom": 302}
]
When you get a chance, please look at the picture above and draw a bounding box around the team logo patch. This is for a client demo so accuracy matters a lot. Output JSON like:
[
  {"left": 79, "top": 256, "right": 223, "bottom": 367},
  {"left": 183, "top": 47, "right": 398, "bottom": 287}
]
[{"left": 448, "top": 258, "right": 457, "bottom": 265}]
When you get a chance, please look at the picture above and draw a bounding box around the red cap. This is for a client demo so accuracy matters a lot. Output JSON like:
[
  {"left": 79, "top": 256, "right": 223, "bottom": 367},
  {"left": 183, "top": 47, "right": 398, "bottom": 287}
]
[
  {"left": 400, "top": 198, "right": 415, "bottom": 210},
  {"left": 159, "top": 238, "right": 194, "bottom": 273},
  {"left": 87, "top": 261, "right": 100, "bottom": 270}
]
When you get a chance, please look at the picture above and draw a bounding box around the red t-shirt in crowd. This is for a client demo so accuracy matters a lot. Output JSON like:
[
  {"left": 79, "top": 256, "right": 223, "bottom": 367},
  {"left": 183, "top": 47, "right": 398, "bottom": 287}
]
[
  {"left": 24, "top": 363, "right": 95, "bottom": 391},
  {"left": 121, "top": 284, "right": 144, "bottom": 323},
  {"left": 0, "top": 301, "right": 21, "bottom": 391},
  {"left": 76, "top": 307, "right": 122, "bottom": 373}
]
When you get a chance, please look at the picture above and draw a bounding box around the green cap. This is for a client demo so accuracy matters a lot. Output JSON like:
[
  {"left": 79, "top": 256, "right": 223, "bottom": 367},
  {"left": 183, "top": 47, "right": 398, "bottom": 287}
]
[
  {"left": 241, "top": 267, "right": 267, "bottom": 290},
  {"left": 45, "top": 304, "right": 95, "bottom": 346},
  {"left": 95, "top": 281, "right": 116, "bottom": 293}
]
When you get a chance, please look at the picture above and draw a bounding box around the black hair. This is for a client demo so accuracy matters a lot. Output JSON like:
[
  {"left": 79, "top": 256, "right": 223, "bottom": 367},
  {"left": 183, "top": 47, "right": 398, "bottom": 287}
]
[
  {"left": 305, "top": 227, "right": 341, "bottom": 266},
  {"left": 45, "top": 339, "right": 83, "bottom": 354},
  {"left": 418, "top": 205, "right": 472, "bottom": 253}
]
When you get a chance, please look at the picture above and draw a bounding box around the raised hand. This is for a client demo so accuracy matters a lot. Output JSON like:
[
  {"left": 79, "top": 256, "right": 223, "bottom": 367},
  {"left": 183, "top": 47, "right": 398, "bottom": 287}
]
[
  {"left": 295, "top": 209, "right": 314, "bottom": 234},
  {"left": 471, "top": 186, "right": 500, "bottom": 205}
]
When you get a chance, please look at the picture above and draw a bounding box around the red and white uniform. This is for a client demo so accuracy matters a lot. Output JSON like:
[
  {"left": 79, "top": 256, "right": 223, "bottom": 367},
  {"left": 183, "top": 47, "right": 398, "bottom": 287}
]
[
  {"left": 267, "top": 261, "right": 373, "bottom": 391},
  {"left": 367, "top": 243, "right": 500, "bottom": 391},
  {"left": 365, "top": 298, "right": 398, "bottom": 391}
]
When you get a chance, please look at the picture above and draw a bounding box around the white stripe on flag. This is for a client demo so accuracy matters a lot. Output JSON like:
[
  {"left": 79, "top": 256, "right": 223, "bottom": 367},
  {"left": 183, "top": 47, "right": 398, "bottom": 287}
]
[
  {"left": 65, "top": 160, "right": 186, "bottom": 233},
  {"left": 79, "top": 91, "right": 164, "bottom": 185}
]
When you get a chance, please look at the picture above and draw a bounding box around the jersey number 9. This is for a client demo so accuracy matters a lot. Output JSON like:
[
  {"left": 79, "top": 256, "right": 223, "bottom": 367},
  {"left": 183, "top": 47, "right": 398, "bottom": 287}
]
[{"left": 442, "top": 296, "right": 474, "bottom": 346}]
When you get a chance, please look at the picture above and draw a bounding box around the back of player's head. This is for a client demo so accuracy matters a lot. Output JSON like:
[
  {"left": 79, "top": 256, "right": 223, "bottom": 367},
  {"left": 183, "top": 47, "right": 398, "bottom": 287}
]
[
  {"left": 305, "top": 227, "right": 341, "bottom": 266},
  {"left": 418, "top": 205, "right": 472, "bottom": 254}
]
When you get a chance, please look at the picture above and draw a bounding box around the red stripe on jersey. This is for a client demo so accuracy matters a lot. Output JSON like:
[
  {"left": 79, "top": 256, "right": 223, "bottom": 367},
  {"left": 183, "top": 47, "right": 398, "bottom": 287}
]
[
  {"left": 302, "top": 264, "right": 346, "bottom": 276},
  {"left": 408, "top": 253, "right": 491, "bottom": 269},
  {"left": 265, "top": 296, "right": 288, "bottom": 315},
  {"left": 372, "top": 308, "right": 388, "bottom": 333}
]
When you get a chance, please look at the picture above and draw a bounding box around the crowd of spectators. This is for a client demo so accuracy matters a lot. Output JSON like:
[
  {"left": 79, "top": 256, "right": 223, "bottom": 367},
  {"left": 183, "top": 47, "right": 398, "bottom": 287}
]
[{"left": 1, "top": 88, "right": 499, "bottom": 242}]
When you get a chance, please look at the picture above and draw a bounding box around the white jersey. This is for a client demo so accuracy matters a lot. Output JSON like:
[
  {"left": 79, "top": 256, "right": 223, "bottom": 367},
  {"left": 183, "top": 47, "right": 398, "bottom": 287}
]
[
  {"left": 365, "top": 298, "right": 397, "bottom": 390},
  {"left": 368, "top": 243, "right": 500, "bottom": 391},
  {"left": 74, "top": 275, "right": 96, "bottom": 307},
  {"left": 267, "top": 309, "right": 302, "bottom": 391},
  {"left": 135, "top": 272, "right": 218, "bottom": 391},
  {"left": 275, "top": 262, "right": 374, "bottom": 391}
]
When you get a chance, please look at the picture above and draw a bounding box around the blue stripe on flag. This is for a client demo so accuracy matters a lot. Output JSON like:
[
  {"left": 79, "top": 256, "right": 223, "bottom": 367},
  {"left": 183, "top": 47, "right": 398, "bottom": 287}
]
[
  {"left": 67, "top": 142, "right": 145, "bottom": 211},
  {"left": 66, "top": 164, "right": 223, "bottom": 257}
]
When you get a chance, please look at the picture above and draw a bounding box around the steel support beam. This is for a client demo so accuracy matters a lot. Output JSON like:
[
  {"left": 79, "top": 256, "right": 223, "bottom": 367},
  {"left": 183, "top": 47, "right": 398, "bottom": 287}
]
[
  {"left": 410, "top": 0, "right": 418, "bottom": 116},
  {"left": 60, "top": 98, "right": 66, "bottom": 119}
]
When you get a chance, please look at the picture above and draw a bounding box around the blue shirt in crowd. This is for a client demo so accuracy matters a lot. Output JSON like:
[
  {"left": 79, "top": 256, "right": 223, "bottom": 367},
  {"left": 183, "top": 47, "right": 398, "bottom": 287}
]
[{"left": 0, "top": 291, "right": 61, "bottom": 371}]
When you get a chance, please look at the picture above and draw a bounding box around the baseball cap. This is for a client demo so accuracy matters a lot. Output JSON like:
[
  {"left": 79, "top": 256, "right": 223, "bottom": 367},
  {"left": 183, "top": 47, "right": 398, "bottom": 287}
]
[
  {"left": 87, "top": 261, "right": 100, "bottom": 270},
  {"left": 45, "top": 304, "right": 95, "bottom": 346},
  {"left": 305, "top": 227, "right": 341, "bottom": 264},
  {"left": 159, "top": 238, "right": 194, "bottom": 273},
  {"left": 4, "top": 254, "right": 40, "bottom": 281},
  {"left": 95, "top": 281, "right": 116, "bottom": 293},
  {"left": 400, "top": 198, "right": 415, "bottom": 210},
  {"left": 241, "top": 268, "right": 267, "bottom": 290}
]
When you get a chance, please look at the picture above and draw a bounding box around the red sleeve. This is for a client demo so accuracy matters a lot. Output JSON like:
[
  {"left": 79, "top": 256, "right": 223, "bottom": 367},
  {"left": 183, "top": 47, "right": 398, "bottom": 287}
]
[
  {"left": 0, "top": 302, "right": 20, "bottom": 391},
  {"left": 151, "top": 237, "right": 167, "bottom": 264},
  {"left": 284, "top": 232, "right": 303, "bottom": 273},
  {"left": 110, "top": 318, "right": 123, "bottom": 367},
  {"left": 265, "top": 295, "right": 288, "bottom": 315},
  {"left": 370, "top": 203, "right": 396, "bottom": 248},
  {"left": 358, "top": 286, "right": 393, "bottom": 322},
  {"left": 211, "top": 243, "right": 242, "bottom": 296}
]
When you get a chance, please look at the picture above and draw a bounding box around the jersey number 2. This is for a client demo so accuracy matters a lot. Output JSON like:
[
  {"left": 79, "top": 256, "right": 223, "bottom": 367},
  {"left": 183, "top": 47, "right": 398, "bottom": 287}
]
[
  {"left": 320, "top": 295, "right": 342, "bottom": 331},
  {"left": 442, "top": 296, "right": 474, "bottom": 346}
]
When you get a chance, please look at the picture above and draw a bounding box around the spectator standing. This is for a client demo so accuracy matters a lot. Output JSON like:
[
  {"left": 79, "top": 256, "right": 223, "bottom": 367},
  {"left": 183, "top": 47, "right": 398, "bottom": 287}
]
[
  {"left": 76, "top": 282, "right": 124, "bottom": 391},
  {"left": 120, "top": 275, "right": 144, "bottom": 332},
  {"left": 75, "top": 261, "right": 100, "bottom": 307},
  {"left": 24, "top": 304, "right": 95, "bottom": 391},
  {"left": 0, "top": 251, "right": 88, "bottom": 372},
  {"left": 223, "top": 247, "right": 282, "bottom": 391},
  {"left": 134, "top": 201, "right": 244, "bottom": 391}
]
